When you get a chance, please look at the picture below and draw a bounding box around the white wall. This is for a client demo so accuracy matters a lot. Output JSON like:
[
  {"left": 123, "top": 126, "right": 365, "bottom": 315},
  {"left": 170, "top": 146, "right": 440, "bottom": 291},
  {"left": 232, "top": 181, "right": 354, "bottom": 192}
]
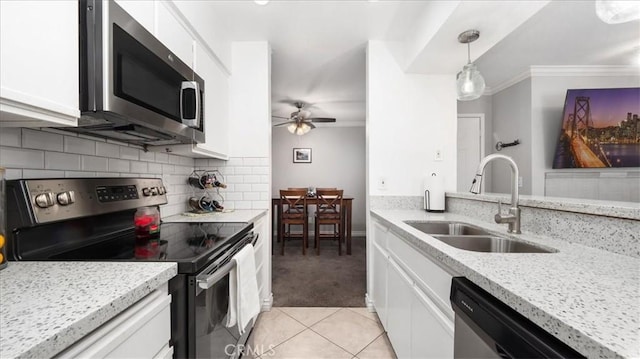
[
  {"left": 272, "top": 126, "right": 366, "bottom": 232},
  {"left": 491, "top": 78, "right": 532, "bottom": 195},
  {"left": 457, "top": 95, "right": 493, "bottom": 189},
  {"left": 367, "top": 41, "right": 458, "bottom": 197}
]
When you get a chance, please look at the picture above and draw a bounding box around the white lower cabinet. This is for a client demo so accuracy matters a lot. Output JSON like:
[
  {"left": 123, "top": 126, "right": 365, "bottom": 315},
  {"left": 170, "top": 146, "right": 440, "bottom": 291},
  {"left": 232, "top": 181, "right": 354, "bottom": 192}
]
[
  {"left": 56, "top": 285, "right": 172, "bottom": 359},
  {"left": 370, "top": 217, "right": 456, "bottom": 358},
  {"left": 386, "top": 259, "right": 413, "bottom": 359}
]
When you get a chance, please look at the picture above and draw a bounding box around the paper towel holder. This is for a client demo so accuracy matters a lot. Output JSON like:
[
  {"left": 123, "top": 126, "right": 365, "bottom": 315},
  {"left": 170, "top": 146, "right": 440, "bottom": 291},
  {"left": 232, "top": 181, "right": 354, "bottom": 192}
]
[{"left": 424, "top": 173, "right": 445, "bottom": 213}]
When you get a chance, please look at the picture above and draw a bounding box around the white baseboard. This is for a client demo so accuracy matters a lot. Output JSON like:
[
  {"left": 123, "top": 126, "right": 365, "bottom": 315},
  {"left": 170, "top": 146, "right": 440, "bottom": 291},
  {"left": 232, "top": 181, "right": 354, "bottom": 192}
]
[
  {"left": 365, "top": 293, "right": 376, "bottom": 312},
  {"left": 261, "top": 293, "right": 273, "bottom": 311}
]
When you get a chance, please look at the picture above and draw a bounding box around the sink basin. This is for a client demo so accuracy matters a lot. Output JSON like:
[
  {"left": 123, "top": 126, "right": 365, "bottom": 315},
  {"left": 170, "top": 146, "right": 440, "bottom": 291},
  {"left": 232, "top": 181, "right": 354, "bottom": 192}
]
[
  {"left": 432, "top": 235, "right": 553, "bottom": 253},
  {"left": 404, "top": 221, "right": 490, "bottom": 236}
]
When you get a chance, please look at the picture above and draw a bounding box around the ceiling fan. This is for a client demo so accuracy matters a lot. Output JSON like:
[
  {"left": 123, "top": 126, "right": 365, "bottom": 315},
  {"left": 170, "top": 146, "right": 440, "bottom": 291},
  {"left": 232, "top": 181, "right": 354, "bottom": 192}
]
[{"left": 273, "top": 102, "right": 336, "bottom": 135}]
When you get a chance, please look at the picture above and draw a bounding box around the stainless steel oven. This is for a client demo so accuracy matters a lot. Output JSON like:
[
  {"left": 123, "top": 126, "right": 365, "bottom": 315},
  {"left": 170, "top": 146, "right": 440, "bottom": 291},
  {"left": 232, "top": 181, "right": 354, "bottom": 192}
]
[
  {"left": 6, "top": 178, "right": 256, "bottom": 359},
  {"left": 74, "top": 0, "right": 205, "bottom": 146}
]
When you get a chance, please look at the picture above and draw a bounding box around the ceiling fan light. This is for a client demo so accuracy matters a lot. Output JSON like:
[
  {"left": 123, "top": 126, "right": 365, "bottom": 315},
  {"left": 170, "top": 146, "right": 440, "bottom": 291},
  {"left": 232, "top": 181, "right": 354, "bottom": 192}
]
[
  {"left": 287, "top": 123, "right": 298, "bottom": 134},
  {"left": 456, "top": 63, "right": 486, "bottom": 101},
  {"left": 595, "top": 0, "right": 640, "bottom": 24}
]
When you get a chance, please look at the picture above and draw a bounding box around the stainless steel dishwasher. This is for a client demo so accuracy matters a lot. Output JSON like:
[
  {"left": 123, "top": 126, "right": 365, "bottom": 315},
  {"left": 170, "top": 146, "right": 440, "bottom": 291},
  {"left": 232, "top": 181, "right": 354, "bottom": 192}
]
[{"left": 450, "top": 277, "right": 585, "bottom": 359}]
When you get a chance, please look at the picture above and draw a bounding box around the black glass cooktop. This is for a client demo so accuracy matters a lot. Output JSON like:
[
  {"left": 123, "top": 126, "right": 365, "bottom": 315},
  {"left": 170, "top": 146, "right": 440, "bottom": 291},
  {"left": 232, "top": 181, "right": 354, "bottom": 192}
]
[{"left": 47, "top": 222, "right": 253, "bottom": 274}]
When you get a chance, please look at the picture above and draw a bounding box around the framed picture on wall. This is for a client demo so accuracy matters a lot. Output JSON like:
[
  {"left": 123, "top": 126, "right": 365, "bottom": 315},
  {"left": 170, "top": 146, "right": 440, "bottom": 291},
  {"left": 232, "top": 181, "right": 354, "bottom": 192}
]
[{"left": 293, "top": 148, "right": 312, "bottom": 163}]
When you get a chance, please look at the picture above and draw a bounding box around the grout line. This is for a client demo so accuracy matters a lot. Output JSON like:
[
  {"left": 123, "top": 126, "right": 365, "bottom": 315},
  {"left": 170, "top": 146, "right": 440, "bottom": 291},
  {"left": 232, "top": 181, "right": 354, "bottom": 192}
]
[
  {"left": 345, "top": 307, "right": 380, "bottom": 323},
  {"left": 353, "top": 332, "right": 384, "bottom": 358}
]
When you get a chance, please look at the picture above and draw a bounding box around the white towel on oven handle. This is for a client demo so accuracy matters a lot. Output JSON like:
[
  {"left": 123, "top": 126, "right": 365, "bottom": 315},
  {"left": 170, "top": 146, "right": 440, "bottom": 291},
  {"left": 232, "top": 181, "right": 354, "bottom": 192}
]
[{"left": 225, "top": 243, "right": 260, "bottom": 335}]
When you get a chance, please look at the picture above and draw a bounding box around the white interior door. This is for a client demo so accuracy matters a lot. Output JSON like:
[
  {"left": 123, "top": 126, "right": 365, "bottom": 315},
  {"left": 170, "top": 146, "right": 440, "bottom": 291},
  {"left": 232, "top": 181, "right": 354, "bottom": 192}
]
[{"left": 457, "top": 114, "right": 484, "bottom": 192}]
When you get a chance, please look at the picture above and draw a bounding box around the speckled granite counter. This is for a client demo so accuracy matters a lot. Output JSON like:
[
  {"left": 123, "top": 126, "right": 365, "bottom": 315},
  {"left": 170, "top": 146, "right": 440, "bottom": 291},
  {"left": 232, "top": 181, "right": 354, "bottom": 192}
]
[
  {"left": 0, "top": 261, "right": 177, "bottom": 359},
  {"left": 163, "top": 209, "right": 267, "bottom": 224},
  {"left": 371, "top": 209, "right": 640, "bottom": 358}
]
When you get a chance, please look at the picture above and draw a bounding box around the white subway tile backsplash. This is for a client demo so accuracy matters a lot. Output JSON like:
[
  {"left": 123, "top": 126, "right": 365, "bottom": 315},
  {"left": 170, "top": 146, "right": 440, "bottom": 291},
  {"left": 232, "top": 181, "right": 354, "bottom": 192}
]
[
  {"left": 22, "top": 169, "right": 65, "bottom": 178},
  {"left": 224, "top": 192, "right": 243, "bottom": 201},
  {"left": 46, "top": 152, "right": 81, "bottom": 170},
  {"left": 120, "top": 146, "right": 139, "bottom": 160},
  {"left": 259, "top": 158, "right": 269, "bottom": 166},
  {"left": 64, "top": 136, "right": 95, "bottom": 155},
  {"left": 252, "top": 166, "right": 269, "bottom": 175},
  {"left": 78, "top": 134, "right": 106, "bottom": 142},
  {"left": 209, "top": 159, "right": 226, "bottom": 167},
  {"left": 243, "top": 158, "right": 261, "bottom": 166},
  {"left": 139, "top": 150, "right": 155, "bottom": 162},
  {"left": 235, "top": 184, "right": 252, "bottom": 192},
  {"left": 108, "top": 158, "right": 130, "bottom": 172},
  {"left": 106, "top": 138, "right": 129, "bottom": 147},
  {"left": 148, "top": 162, "right": 162, "bottom": 174},
  {"left": 226, "top": 175, "right": 243, "bottom": 183},
  {"left": 81, "top": 155, "right": 108, "bottom": 172},
  {"left": 194, "top": 158, "right": 209, "bottom": 168},
  {"left": 234, "top": 201, "right": 252, "bottom": 209},
  {"left": 235, "top": 167, "right": 252, "bottom": 175},
  {"left": 243, "top": 175, "right": 260, "bottom": 183},
  {"left": 0, "top": 147, "right": 44, "bottom": 169},
  {"left": 244, "top": 192, "right": 260, "bottom": 201},
  {"left": 259, "top": 175, "right": 269, "bottom": 183},
  {"left": 251, "top": 184, "right": 269, "bottom": 193},
  {"left": 260, "top": 192, "right": 271, "bottom": 200},
  {"left": 155, "top": 152, "right": 169, "bottom": 163},
  {"left": 168, "top": 154, "right": 183, "bottom": 165},
  {"left": 130, "top": 161, "right": 148, "bottom": 173},
  {"left": 226, "top": 158, "right": 243, "bottom": 167},
  {"left": 96, "top": 142, "right": 120, "bottom": 158},
  {"left": 0, "top": 128, "right": 21, "bottom": 147},
  {"left": 219, "top": 167, "right": 234, "bottom": 176},
  {"left": 22, "top": 129, "right": 63, "bottom": 151},
  {"left": 162, "top": 164, "right": 175, "bottom": 174}
]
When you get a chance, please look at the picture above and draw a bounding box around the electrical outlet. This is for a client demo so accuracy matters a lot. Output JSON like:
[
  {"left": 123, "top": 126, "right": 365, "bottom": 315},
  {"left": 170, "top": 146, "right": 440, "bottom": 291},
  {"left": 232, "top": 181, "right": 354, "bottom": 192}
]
[
  {"left": 378, "top": 177, "right": 387, "bottom": 190},
  {"left": 435, "top": 149, "right": 443, "bottom": 161},
  {"left": 518, "top": 176, "right": 523, "bottom": 188}
]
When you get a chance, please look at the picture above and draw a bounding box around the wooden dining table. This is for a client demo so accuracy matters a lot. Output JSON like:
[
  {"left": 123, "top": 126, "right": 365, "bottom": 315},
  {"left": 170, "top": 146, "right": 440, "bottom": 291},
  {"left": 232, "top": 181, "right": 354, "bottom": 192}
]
[{"left": 272, "top": 195, "right": 354, "bottom": 255}]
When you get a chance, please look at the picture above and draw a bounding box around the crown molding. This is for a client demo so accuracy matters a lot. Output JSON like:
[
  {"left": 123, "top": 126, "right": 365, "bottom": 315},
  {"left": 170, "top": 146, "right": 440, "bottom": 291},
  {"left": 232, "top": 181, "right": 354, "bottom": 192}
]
[{"left": 485, "top": 65, "right": 640, "bottom": 96}]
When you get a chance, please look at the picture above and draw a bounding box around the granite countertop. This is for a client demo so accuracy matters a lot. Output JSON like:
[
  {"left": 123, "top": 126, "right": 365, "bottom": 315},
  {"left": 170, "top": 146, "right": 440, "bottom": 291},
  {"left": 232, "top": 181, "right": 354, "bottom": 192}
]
[
  {"left": 0, "top": 261, "right": 177, "bottom": 359},
  {"left": 371, "top": 209, "right": 640, "bottom": 359},
  {"left": 163, "top": 209, "right": 267, "bottom": 224}
]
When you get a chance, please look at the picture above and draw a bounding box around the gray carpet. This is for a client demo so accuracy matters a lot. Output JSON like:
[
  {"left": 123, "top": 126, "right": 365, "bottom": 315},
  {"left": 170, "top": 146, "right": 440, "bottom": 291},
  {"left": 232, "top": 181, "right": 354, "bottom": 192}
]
[{"left": 272, "top": 236, "right": 367, "bottom": 307}]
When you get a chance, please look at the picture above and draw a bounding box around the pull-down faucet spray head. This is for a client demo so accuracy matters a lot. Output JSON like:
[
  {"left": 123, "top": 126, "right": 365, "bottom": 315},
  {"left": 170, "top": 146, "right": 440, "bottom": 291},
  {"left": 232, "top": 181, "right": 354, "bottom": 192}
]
[{"left": 469, "top": 174, "right": 483, "bottom": 194}]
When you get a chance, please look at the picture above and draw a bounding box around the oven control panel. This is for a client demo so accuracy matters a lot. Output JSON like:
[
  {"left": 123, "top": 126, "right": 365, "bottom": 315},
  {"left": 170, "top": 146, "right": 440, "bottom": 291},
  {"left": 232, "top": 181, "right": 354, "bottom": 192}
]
[{"left": 13, "top": 178, "right": 168, "bottom": 224}]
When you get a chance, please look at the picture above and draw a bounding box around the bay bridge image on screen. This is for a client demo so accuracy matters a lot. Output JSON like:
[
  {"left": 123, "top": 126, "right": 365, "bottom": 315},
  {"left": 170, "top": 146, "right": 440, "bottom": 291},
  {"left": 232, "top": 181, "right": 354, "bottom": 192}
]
[{"left": 553, "top": 89, "right": 640, "bottom": 169}]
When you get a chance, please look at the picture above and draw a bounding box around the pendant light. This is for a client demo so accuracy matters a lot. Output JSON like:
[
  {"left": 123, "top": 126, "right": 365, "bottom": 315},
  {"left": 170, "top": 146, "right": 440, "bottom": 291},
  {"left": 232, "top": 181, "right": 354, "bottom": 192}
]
[
  {"left": 287, "top": 122, "right": 311, "bottom": 135},
  {"left": 456, "top": 30, "right": 486, "bottom": 101},
  {"left": 595, "top": 0, "right": 640, "bottom": 24}
]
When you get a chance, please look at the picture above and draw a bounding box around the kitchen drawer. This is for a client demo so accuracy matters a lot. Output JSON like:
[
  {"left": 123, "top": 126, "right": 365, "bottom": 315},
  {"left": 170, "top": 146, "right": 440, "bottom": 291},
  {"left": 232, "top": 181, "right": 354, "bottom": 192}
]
[
  {"left": 387, "top": 230, "right": 457, "bottom": 318},
  {"left": 56, "top": 285, "right": 171, "bottom": 358}
]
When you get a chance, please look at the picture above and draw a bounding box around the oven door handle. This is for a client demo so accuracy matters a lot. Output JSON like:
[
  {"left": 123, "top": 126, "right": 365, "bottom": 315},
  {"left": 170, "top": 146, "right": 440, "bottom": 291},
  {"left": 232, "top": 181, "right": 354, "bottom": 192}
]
[{"left": 196, "top": 233, "right": 258, "bottom": 290}]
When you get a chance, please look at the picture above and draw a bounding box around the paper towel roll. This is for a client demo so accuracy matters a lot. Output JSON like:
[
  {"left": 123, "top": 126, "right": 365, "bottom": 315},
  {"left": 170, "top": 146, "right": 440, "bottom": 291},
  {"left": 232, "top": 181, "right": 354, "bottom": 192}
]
[{"left": 424, "top": 173, "right": 445, "bottom": 212}]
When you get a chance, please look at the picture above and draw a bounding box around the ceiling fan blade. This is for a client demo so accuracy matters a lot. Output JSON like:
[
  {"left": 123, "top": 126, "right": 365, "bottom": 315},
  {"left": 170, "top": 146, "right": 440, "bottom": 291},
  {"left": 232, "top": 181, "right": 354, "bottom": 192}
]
[
  {"left": 309, "top": 117, "right": 336, "bottom": 123},
  {"left": 308, "top": 122, "right": 316, "bottom": 129},
  {"left": 274, "top": 121, "right": 295, "bottom": 127},
  {"left": 272, "top": 115, "right": 290, "bottom": 120}
]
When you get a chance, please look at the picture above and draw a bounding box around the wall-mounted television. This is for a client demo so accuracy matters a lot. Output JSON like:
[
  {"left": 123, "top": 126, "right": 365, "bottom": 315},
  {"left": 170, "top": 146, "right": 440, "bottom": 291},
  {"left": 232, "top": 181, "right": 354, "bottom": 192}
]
[{"left": 552, "top": 87, "right": 640, "bottom": 168}]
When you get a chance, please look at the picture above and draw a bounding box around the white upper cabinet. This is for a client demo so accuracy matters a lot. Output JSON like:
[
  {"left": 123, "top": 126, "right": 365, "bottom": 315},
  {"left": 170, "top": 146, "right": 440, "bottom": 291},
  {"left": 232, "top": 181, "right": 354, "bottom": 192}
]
[
  {"left": 0, "top": 0, "right": 79, "bottom": 127},
  {"left": 155, "top": 2, "right": 194, "bottom": 68},
  {"left": 193, "top": 42, "right": 229, "bottom": 159}
]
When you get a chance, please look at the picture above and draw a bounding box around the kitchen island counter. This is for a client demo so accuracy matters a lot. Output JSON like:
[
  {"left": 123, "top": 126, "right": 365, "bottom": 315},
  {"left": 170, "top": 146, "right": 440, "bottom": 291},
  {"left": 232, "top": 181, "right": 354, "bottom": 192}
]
[
  {"left": 0, "top": 261, "right": 177, "bottom": 359},
  {"left": 371, "top": 209, "right": 639, "bottom": 359}
]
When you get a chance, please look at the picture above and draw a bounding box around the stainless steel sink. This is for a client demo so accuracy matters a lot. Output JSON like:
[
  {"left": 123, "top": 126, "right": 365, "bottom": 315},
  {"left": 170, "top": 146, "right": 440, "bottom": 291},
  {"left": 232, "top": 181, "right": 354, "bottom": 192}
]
[
  {"left": 431, "top": 235, "right": 553, "bottom": 253},
  {"left": 404, "top": 221, "right": 490, "bottom": 236},
  {"left": 404, "top": 221, "right": 553, "bottom": 253}
]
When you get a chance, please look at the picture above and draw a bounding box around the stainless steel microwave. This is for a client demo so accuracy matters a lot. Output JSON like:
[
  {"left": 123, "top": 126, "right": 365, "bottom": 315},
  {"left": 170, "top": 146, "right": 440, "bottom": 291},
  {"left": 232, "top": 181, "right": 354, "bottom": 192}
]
[{"left": 73, "top": 0, "right": 205, "bottom": 146}]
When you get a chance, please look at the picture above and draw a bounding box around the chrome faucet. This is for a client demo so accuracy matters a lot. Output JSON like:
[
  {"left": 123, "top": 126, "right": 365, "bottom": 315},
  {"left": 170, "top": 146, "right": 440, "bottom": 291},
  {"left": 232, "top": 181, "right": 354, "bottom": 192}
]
[{"left": 469, "top": 154, "right": 521, "bottom": 234}]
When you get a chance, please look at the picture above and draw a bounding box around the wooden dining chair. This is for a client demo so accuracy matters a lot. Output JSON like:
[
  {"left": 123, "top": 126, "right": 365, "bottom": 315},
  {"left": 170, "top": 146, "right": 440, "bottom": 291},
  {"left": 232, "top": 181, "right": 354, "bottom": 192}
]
[
  {"left": 314, "top": 189, "right": 344, "bottom": 255},
  {"left": 279, "top": 189, "right": 309, "bottom": 255}
]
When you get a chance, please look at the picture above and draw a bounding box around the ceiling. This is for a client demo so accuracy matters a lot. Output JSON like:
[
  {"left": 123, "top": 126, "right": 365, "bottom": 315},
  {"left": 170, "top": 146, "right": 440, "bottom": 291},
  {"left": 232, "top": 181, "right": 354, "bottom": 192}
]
[{"left": 199, "top": 1, "right": 640, "bottom": 127}]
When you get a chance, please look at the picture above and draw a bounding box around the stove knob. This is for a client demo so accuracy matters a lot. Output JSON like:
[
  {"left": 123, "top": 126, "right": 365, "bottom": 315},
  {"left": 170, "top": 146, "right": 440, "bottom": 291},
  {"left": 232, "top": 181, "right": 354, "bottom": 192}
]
[
  {"left": 35, "top": 192, "right": 56, "bottom": 208},
  {"left": 142, "top": 188, "right": 151, "bottom": 196},
  {"left": 57, "top": 191, "right": 76, "bottom": 206}
]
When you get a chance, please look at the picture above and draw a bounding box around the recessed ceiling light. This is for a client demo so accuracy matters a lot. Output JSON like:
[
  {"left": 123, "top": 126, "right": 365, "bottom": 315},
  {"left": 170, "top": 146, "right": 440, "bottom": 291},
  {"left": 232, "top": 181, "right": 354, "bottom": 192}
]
[{"left": 254, "top": 0, "right": 269, "bottom": 5}]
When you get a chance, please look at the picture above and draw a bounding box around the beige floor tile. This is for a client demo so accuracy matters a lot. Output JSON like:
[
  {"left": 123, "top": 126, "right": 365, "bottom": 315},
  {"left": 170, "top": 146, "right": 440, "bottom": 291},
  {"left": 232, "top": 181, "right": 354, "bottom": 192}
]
[
  {"left": 279, "top": 307, "right": 341, "bottom": 327},
  {"left": 247, "top": 308, "right": 306, "bottom": 356},
  {"left": 310, "top": 308, "right": 384, "bottom": 355},
  {"left": 356, "top": 333, "right": 397, "bottom": 359},
  {"left": 269, "top": 329, "right": 353, "bottom": 359},
  {"left": 346, "top": 307, "right": 380, "bottom": 323}
]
